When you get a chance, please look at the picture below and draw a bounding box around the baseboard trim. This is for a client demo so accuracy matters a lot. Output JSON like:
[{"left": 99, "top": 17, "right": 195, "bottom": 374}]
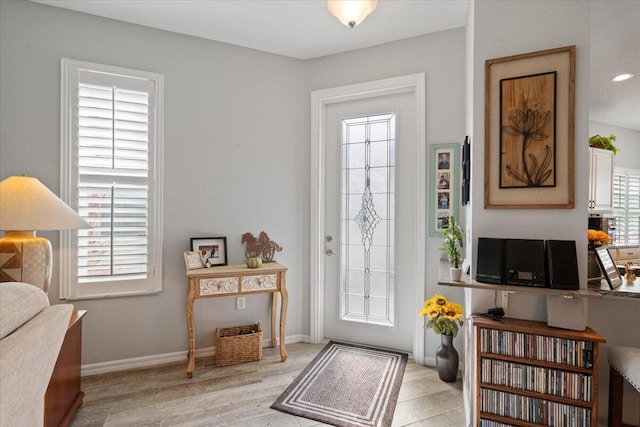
[
  {"left": 81, "top": 334, "right": 310, "bottom": 376},
  {"left": 423, "top": 356, "right": 437, "bottom": 367}
]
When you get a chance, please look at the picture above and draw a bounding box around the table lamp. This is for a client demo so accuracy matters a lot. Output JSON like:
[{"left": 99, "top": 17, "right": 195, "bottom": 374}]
[{"left": 0, "top": 175, "right": 90, "bottom": 293}]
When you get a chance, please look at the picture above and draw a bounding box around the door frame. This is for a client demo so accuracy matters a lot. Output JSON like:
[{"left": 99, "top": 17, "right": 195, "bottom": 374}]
[{"left": 309, "top": 73, "right": 426, "bottom": 364}]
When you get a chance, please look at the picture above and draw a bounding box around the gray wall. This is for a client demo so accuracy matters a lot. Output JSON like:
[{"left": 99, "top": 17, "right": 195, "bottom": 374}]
[
  {"left": 0, "top": 0, "right": 308, "bottom": 365},
  {"left": 0, "top": 0, "right": 466, "bottom": 366}
]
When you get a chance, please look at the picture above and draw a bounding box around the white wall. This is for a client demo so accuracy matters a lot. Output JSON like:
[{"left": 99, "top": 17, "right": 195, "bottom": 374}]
[
  {"left": 469, "top": 0, "right": 591, "bottom": 297},
  {"left": 0, "top": 0, "right": 308, "bottom": 365},
  {"left": 589, "top": 121, "right": 640, "bottom": 169},
  {"left": 468, "top": 2, "right": 640, "bottom": 424},
  {"left": 588, "top": 121, "right": 640, "bottom": 422},
  {"left": 465, "top": 0, "right": 592, "bottom": 423}
]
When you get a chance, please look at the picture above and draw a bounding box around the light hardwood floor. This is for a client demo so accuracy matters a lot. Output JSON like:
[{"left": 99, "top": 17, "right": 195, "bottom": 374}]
[{"left": 71, "top": 343, "right": 465, "bottom": 427}]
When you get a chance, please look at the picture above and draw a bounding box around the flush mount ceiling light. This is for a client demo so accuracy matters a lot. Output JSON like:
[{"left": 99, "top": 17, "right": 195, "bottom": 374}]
[
  {"left": 328, "top": 0, "right": 377, "bottom": 29},
  {"left": 610, "top": 73, "right": 634, "bottom": 82}
]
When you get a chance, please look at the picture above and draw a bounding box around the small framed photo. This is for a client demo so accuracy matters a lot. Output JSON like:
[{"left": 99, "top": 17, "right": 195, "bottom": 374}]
[
  {"left": 183, "top": 251, "right": 204, "bottom": 270},
  {"left": 429, "top": 143, "right": 459, "bottom": 236},
  {"left": 594, "top": 246, "right": 622, "bottom": 290},
  {"left": 191, "top": 237, "right": 228, "bottom": 267}
]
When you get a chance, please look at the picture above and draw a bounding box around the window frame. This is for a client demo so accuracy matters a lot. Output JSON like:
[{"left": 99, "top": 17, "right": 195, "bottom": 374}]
[
  {"left": 612, "top": 167, "right": 640, "bottom": 247},
  {"left": 60, "top": 58, "right": 164, "bottom": 300}
]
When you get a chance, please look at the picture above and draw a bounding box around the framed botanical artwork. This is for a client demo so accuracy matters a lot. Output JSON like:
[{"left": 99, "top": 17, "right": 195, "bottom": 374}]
[
  {"left": 183, "top": 251, "right": 204, "bottom": 270},
  {"left": 429, "top": 143, "right": 459, "bottom": 237},
  {"left": 190, "top": 237, "right": 228, "bottom": 267},
  {"left": 485, "top": 45, "right": 575, "bottom": 209}
]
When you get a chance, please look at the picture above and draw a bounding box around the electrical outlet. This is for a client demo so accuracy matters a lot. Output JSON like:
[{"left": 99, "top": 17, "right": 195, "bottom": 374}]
[{"left": 236, "top": 296, "right": 245, "bottom": 310}]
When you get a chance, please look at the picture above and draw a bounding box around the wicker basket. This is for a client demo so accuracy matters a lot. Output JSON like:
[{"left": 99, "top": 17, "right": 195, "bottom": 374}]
[{"left": 215, "top": 323, "right": 263, "bottom": 367}]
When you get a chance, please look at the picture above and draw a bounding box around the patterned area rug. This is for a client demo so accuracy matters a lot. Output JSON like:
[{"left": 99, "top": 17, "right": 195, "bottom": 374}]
[{"left": 271, "top": 341, "right": 408, "bottom": 427}]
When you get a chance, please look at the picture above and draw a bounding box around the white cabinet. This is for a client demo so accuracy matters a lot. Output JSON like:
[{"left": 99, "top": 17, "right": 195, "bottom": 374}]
[
  {"left": 611, "top": 247, "right": 640, "bottom": 266},
  {"left": 588, "top": 147, "right": 614, "bottom": 212}
]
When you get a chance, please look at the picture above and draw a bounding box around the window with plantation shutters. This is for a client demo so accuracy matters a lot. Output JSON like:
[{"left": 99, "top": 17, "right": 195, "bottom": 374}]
[
  {"left": 612, "top": 168, "right": 640, "bottom": 246},
  {"left": 60, "top": 59, "right": 163, "bottom": 299}
]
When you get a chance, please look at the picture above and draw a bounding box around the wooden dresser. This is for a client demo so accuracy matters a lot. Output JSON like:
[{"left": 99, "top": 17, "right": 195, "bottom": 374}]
[{"left": 45, "top": 309, "right": 86, "bottom": 427}]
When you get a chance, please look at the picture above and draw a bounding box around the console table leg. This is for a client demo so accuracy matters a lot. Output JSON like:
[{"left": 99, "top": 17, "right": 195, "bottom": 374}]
[
  {"left": 186, "top": 282, "right": 196, "bottom": 378},
  {"left": 271, "top": 292, "right": 277, "bottom": 347},
  {"left": 280, "top": 275, "right": 288, "bottom": 362}
]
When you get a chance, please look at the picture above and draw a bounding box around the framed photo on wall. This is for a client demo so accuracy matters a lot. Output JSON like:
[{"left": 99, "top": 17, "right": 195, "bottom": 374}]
[
  {"left": 429, "top": 143, "right": 459, "bottom": 237},
  {"left": 190, "top": 237, "right": 228, "bottom": 267},
  {"left": 484, "top": 45, "right": 575, "bottom": 209}
]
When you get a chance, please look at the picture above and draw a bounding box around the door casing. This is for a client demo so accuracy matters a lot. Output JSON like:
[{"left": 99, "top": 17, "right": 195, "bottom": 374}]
[{"left": 310, "top": 73, "right": 426, "bottom": 363}]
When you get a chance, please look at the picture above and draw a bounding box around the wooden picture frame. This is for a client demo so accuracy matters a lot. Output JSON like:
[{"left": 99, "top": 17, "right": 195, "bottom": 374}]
[
  {"left": 183, "top": 251, "right": 204, "bottom": 270},
  {"left": 190, "top": 237, "right": 228, "bottom": 267},
  {"left": 429, "top": 143, "right": 459, "bottom": 237},
  {"left": 485, "top": 45, "right": 575, "bottom": 209}
]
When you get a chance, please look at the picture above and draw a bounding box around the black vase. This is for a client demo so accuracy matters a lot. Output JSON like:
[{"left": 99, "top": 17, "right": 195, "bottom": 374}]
[{"left": 436, "top": 333, "right": 459, "bottom": 382}]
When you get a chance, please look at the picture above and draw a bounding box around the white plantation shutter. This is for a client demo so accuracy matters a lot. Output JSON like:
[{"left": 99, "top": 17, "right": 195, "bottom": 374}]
[
  {"left": 612, "top": 168, "right": 640, "bottom": 246},
  {"left": 61, "top": 59, "right": 163, "bottom": 298}
]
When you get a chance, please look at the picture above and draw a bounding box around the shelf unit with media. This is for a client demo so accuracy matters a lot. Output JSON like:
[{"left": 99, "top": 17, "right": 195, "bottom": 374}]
[{"left": 473, "top": 315, "right": 605, "bottom": 427}]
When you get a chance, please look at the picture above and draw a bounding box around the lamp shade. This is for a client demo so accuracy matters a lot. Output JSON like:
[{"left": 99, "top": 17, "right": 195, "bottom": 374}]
[
  {"left": 328, "top": 0, "right": 377, "bottom": 28},
  {"left": 0, "top": 176, "right": 90, "bottom": 231}
]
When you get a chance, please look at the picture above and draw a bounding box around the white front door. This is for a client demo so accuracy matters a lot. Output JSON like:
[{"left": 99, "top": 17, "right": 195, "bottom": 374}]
[{"left": 322, "top": 90, "right": 418, "bottom": 352}]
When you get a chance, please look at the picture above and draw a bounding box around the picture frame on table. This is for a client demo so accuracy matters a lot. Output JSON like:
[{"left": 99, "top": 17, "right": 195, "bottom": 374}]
[
  {"left": 594, "top": 246, "right": 623, "bottom": 290},
  {"left": 484, "top": 45, "right": 575, "bottom": 209},
  {"left": 190, "top": 237, "right": 228, "bottom": 267},
  {"left": 429, "top": 143, "right": 459, "bottom": 237},
  {"left": 183, "top": 251, "right": 204, "bottom": 270}
]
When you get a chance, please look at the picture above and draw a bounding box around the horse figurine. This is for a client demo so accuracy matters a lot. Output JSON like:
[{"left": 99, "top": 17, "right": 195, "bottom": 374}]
[
  {"left": 242, "top": 232, "right": 261, "bottom": 258},
  {"left": 258, "top": 231, "right": 282, "bottom": 262}
]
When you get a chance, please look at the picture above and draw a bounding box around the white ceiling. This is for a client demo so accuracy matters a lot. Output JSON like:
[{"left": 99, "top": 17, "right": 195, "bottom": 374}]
[
  {"left": 32, "top": 0, "right": 639, "bottom": 131},
  {"left": 32, "top": 0, "right": 468, "bottom": 60},
  {"left": 589, "top": 1, "right": 640, "bottom": 131}
]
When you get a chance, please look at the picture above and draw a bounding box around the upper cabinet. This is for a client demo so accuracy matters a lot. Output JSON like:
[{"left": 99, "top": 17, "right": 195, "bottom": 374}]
[{"left": 588, "top": 147, "right": 614, "bottom": 212}]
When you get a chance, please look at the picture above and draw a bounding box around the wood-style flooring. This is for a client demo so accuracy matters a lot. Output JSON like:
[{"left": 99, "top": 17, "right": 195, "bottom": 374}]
[{"left": 70, "top": 343, "right": 465, "bottom": 426}]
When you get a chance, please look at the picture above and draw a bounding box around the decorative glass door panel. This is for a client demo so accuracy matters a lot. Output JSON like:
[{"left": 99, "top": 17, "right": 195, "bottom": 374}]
[{"left": 340, "top": 114, "right": 395, "bottom": 326}]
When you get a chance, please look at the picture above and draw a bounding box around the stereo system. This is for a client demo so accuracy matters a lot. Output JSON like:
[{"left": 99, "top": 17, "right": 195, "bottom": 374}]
[{"left": 476, "top": 238, "right": 579, "bottom": 290}]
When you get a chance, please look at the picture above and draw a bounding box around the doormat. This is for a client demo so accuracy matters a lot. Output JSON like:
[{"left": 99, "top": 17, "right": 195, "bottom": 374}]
[{"left": 271, "top": 341, "right": 408, "bottom": 427}]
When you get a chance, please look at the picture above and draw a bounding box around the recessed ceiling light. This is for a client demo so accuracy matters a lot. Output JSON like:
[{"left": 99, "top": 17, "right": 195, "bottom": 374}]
[{"left": 611, "top": 73, "right": 634, "bottom": 82}]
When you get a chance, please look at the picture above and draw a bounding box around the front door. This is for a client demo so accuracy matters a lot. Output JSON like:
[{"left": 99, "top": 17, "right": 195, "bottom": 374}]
[{"left": 323, "top": 90, "right": 418, "bottom": 352}]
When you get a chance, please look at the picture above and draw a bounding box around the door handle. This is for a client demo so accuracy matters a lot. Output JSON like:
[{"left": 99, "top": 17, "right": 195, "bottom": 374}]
[{"left": 325, "top": 249, "right": 336, "bottom": 256}]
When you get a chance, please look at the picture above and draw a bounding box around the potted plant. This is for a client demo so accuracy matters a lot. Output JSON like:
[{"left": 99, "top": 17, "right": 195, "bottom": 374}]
[
  {"left": 441, "top": 216, "right": 464, "bottom": 281},
  {"left": 589, "top": 134, "right": 619, "bottom": 154},
  {"left": 418, "top": 294, "right": 464, "bottom": 382}
]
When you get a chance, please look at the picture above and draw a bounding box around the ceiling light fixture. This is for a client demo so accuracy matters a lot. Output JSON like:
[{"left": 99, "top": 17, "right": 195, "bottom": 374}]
[
  {"left": 328, "top": 0, "right": 377, "bottom": 29},
  {"left": 610, "top": 73, "right": 634, "bottom": 82}
]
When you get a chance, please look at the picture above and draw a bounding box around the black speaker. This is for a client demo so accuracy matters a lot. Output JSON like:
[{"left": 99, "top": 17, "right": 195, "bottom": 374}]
[
  {"left": 476, "top": 238, "right": 505, "bottom": 284},
  {"left": 505, "top": 239, "right": 546, "bottom": 287},
  {"left": 545, "top": 240, "right": 579, "bottom": 290}
]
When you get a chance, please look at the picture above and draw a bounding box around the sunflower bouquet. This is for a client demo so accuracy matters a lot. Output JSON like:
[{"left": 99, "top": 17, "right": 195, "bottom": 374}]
[
  {"left": 587, "top": 229, "right": 611, "bottom": 248},
  {"left": 419, "top": 294, "right": 464, "bottom": 337}
]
